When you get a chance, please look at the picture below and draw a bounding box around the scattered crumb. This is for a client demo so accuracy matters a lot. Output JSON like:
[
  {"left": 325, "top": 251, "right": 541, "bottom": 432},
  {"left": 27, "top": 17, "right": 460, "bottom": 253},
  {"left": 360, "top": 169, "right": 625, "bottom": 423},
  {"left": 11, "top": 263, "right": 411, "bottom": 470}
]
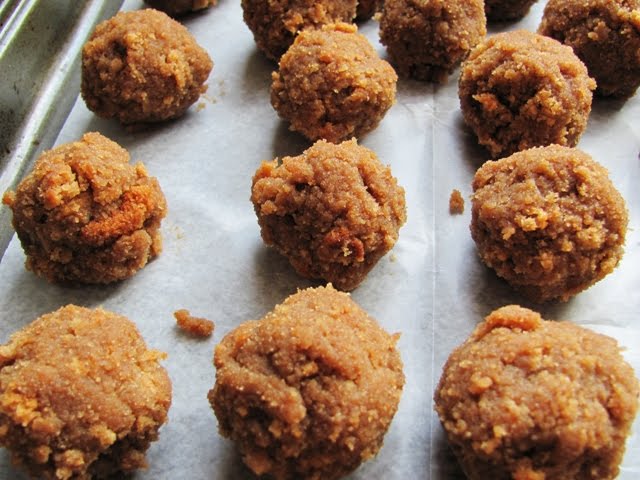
[
  {"left": 174, "top": 309, "right": 214, "bottom": 337},
  {"left": 196, "top": 102, "right": 206, "bottom": 111},
  {"left": 449, "top": 189, "right": 464, "bottom": 214},
  {"left": 390, "top": 253, "right": 397, "bottom": 262}
]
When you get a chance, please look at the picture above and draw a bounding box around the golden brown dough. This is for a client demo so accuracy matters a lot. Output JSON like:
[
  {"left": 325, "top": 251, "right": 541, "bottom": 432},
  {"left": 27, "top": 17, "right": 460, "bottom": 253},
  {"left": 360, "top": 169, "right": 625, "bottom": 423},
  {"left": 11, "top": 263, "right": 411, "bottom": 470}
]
[
  {"left": 174, "top": 309, "right": 215, "bottom": 337},
  {"left": 143, "top": 0, "right": 216, "bottom": 16},
  {"left": 2, "top": 132, "right": 167, "bottom": 284},
  {"left": 0, "top": 305, "right": 172, "bottom": 480},
  {"left": 209, "top": 284, "right": 404, "bottom": 480},
  {"left": 539, "top": 0, "right": 640, "bottom": 98},
  {"left": 251, "top": 139, "right": 406, "bottom": 291},
  {"left": 435, "top": 305, "right": 639, "bottom": 480},
  {"left": 81, "top": 9, "right": 212, "bottom": 124},
  {"left": 484, "top": 0, "right": 538, "bottom": 22},
  {"left": 470, "top": 145, "right": 628, "bottom": 302},
  {"left": 271, "top": 23, "right": 397, "bottom": 143}
]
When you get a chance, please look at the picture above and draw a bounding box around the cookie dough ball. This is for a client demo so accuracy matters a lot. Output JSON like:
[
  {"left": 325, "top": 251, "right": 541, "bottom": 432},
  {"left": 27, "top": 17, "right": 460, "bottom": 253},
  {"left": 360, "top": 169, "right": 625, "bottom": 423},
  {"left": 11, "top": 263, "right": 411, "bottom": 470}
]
[
  {"left": 241, "top": 0, "right": 357, "bottom": 61},
  {"left": 470, "top": 145, "right": 628, "bottom": 302},
  {"left": 539, "top": 0, "right": 640, "bottom": 98},
  {"left": 356, "top": 0, "right": 382, "bottom": 20},
  {"left": 459, "top": 30, "right": 596, "bottom": 159},
  {"left": 209, "top": 284, "right": 404, "bottom": 480},
  {"left": 0, "top": 305, "right": 172, "bottom": 480},
  {"left": 251, "top": 139, "right": 406, "bottom": 291},
  {"left": 81, "top": 9, "right": 212, "bottom": 125},
  {"left": 143, "top": 0, "right": 216, "bottom": 16},
  {"left": 379, "top": 0, "right": 486, "bottom": 82},
  {"left": 271, "top": 23, "right": 397, "bottom": 143},
  {"left": 2, "top": 132, "right": 167, "bottom": 284},
  {"left": 435, "top": 305, "right": 639, "bottom": 480},
  {"left": 485, "top": 0, "right": 538, "bottom": 22}
]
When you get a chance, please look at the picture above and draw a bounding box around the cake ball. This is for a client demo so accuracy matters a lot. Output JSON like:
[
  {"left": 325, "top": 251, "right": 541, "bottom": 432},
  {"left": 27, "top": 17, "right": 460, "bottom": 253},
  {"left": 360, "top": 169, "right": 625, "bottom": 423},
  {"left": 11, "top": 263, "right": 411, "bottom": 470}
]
[
  {"left": 209, "top": 284, "right": 405, "bottom": 480},
  {"left": 459, "top": 30, "right": 596, "bottom": 159},
  {"left": 539, "top": 0, "right": 640, "bottom": 98},
  {"left": 379, "top": 0, "right": 486, "bottom": 82},
  {"left": 241, "top": 0, "right": 357, "bottom": 61},
  {"left": 271, "top": 22, "right": 397, "bottom": 143},
  {"left": 251, "top": 139, "right": 406, "bottom": 291},
  {"left": 485, "top": 0, "right": 538, "bottom": 22},
  {"left": 356, "top": 0, "right": 382, "bottom": 20},
  {"left": 435, "top": 305, "right": 639, "bottom": 480},
  {"left": 0, "top": 305, "right": 172, "bottom": 480},
  {"left": 2, "top": 132, "right": 167, "bottom": 284},
  {"left": 143, "top": 0, "right": 217, "bottom": 16},
  {"left": 470, "top": 145, "right": 628, "bottom": 303},
  {"left": 81, "top": 9, "right": 212, "bottom": 125}
]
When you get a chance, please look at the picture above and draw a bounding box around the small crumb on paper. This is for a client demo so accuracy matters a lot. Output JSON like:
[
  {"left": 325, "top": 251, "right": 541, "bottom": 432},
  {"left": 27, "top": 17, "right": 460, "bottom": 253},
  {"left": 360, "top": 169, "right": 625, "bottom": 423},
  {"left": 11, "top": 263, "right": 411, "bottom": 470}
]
[
  {"left": 174, "top": 309, "right": 214, "bottom": 337},
  {"left": 449, "top": 189, "right": 464, "bottom": 214}
]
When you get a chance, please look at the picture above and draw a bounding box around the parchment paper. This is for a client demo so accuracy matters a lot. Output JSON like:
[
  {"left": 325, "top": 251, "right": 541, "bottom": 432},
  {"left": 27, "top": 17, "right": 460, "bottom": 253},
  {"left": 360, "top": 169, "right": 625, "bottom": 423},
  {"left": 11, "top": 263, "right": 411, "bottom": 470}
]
[{"left": 0, "top": 1, "right": 638, "bottom": 478}]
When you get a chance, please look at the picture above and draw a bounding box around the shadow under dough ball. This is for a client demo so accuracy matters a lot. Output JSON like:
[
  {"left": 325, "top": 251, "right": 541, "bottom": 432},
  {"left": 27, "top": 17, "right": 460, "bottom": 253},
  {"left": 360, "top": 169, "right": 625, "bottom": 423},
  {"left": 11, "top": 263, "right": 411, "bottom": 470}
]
[
  {"left": 81, "top": 8, "right": 212, "bottom": 125},
  {"left": 470, "top": 145, "right": 628, "bottom": 303},
  {"left": 251, "top": 139, "right": 406, "bottom": 291},
  {"left": 435, "top": 305, "right": 639, "bottom": 480},
  {"left": 271, "top": 22, "right": 397, "bottom": 143},
  {"left": 210, "top": 284, "right": 405, "bottom": 480},
  {"left": 0, "top": 305, "right": 172, "bottom": 480},
  {"left": 459, "top": 29, "right": 595, "bottom": 159},
  {"left": 2, "top": 132, "right": 167, "bottom": 284}
]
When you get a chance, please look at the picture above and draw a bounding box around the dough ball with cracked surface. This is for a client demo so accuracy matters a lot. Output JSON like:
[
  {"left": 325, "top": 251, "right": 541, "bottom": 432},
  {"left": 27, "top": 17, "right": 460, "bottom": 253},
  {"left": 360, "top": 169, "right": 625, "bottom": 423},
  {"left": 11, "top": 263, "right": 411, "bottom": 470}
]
[
  {"left": 251, "top": 139, "right": 406, "bottom": 291},
  {"left": 209, "top": 284, "right": 405, "bottom": 480},
  {"left": 435, "top": 305, "right": 639, "bottom": 480}
]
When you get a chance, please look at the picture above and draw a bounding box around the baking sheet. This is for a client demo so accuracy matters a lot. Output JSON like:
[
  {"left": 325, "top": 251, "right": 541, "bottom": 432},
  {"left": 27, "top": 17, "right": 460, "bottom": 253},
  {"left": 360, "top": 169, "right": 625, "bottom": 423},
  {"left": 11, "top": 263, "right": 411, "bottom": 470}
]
[{"left": 0, "top": 1, "right": 638, "bottom": 478}]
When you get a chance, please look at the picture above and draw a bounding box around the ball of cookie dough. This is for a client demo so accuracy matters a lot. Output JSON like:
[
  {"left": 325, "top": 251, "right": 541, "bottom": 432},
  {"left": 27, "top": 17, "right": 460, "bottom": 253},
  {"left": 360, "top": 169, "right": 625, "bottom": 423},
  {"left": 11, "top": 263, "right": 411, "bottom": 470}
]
[
  {"left": 143, "top": 0, "right": 216, "bottom": 16},
  {"left": 241, "top": 0, "right": 357, "bottom": 61},
  {"left": 379, "top": 0, "right": 486, "bottom": 82},
  {"left": 251, "top": 139, "right": 406, "bottom": 291},
  {"left": 470, "top": 145, "right": 628, "bottom": 303},
  {"left": 485, "top": 0, "right": 538, "bottom": 22},
  {"left": 539, "top": 0, "right": 640, "bottom": 98},
  {"left": 81, "top": 9, "right": 212, "bottom": 124},
  {"left": 0, "top": 305, "right": 172, "bottom": 480},
  {"left": 209, "top": 284, "right": 405, "bottom": 480},
  {"left": 2, "top": 132, "right": 167, "bottom": 284},
  {"left": 459, "top": 30, "right": 596, "bottom": 159},
  {"left": 271, "top": 22, "right": 397, "bottom": 143},
  {"left": 435, "top": 305, "right": 639, "bottom": 480}
]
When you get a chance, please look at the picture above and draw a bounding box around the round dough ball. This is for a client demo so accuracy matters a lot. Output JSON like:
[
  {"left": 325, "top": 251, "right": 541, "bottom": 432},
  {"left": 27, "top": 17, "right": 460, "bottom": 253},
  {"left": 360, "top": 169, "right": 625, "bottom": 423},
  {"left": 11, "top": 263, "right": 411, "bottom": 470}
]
[
  {"left": 379, "top": 0, "right": 486, "bottom": 82},
  {"left": 470, "top": 145, "right": 628, "bottom": 303},
  {"left": 209, "top": 284, "right": 404, "bottom": 480},
  {"left": 251, "top": 139, "right": 406, "bottom": 291},
  {"left": 81, "top": 9, "right": 212, "bottom": 124},
  {"left": 143, "top": 0, "right": 216, "bottom": 16},
  {"left": 539, "top": 0, "right": 640, "bottom": 98},
  {"left": 435, "top": 305, "right": 639, "bottom": 480},
  {"left": 241, "top": 0, "right": 357, "bottom": 61},
  {"left": 2, "top": 132, "right": 167, "bottom": 284},
  {"left": 0, "top": 305, "right": 172, "bottom": 480},
  {"left": 485, "top": 0, "right": 538, "bottom": 22},
  {"left": 271, "top": 22, "right": 397, "bottom": 143},
  {"left": 459, "top": 30, "right": 596, "bottom": 159}
]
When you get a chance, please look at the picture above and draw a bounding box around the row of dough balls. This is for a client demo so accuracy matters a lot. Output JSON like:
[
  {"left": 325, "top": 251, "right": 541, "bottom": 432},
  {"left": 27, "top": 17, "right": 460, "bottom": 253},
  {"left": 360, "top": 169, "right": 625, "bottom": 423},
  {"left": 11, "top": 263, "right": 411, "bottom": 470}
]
[{"left": 0, "top": 287, "right": 637, "bottom": 479}]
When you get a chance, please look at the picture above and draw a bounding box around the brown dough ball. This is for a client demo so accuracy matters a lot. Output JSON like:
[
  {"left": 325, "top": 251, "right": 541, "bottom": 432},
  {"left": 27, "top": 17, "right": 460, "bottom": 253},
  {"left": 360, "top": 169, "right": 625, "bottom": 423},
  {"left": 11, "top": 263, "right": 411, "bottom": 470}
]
[
  {"left": 143, "top": 0, "right": 216, "bottom": 16},
  {"left": 271, "top": 23, "right": 397, "bottom": 143},
  {"left": 435, "top": 305, "right": 639, "bottom": 480},
  {"left": 241, "top": 0, "right": 357, "bottom": 61},
  {"left": 251, "top": 139, "right": 406, "bottom": 291},
  {"left": 209, "top": 284, "right": 405, "bottom": 480},
  {"left": 0, "top": 305, "right": 172, "bottom": 480},
  {"left": 379, "top": 0, "right": 486, "bottom": 82},
  {"left": 470, "top": 145, "right": 628, "bottom": 303},
  {"left": 485, "top": 0, "right": 538, "bottom": 22},
  {"left": 356, "top": 0, "right": 382, "bottom": 20},
  {"left": 539, "top": 0, "right": 640, "bottom": 98},
  {"left": 81, "top": 9, "right": 212, "bottom": 124},
  {"left": 2, "top": 132, "right": 167, "bottom": 284},
  {"left": 459, "top": 30, "right": 596, "bottom": 159}
]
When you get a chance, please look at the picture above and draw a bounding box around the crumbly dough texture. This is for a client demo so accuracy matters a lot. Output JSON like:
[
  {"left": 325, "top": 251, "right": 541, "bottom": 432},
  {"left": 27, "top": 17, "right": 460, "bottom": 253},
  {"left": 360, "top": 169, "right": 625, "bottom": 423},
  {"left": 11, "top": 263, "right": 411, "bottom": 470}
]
[
  {"left": 470, "top": 145, "right": 628, "bottom": 302},
  {"left": 449, "top": 189, "right": 464, "bottom": 215},
  {"left": 0, "top": 305, "right": 172, "bottom": 480},
  {"left": 143, "top": 0, "right": 216, "bottom": 16},
  {"left": 251, "top": 139, "right": 406, "bottom": 291},
  {"left": 2, "top": 132, "right": 167, "bottom": 284},
  {"left": 209, "top": 284, "right": 405, "bottom": 480},
  {"left": 241, "top": 0, "right": 357, "bottom": 61},
  {"left": 539, "top": 0, "right": 640, "bottom": 98},
  {"left": 81, "top": 9, "right": 212, "bottom": 124},
  {"left": 459, "top": 30, "right": 595, "bottom": 159},
  {"left": 174, "top": 309, "right": 215, "bottom": 337},
  {"left": 485, "top": 0, "right": 538, "bottom": 21},
  {"left": 379, "top": 0, "right": 486, "bottom": 82},
  {"left": 271, "top": 23, "right": 397, "bottom": 143},
  {"left": 435, "top": 305, "right": 640, "bottom": 480}
]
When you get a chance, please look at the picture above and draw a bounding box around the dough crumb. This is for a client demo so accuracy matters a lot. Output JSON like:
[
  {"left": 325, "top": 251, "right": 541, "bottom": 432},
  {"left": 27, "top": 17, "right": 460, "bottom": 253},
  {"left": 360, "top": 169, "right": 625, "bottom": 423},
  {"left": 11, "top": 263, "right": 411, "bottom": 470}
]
[
  {"left": 449, "top": 189, "right": 464, "bottom": 214},
  {"left": 174, "top": 309, "right": 214, "bottom": 337}
]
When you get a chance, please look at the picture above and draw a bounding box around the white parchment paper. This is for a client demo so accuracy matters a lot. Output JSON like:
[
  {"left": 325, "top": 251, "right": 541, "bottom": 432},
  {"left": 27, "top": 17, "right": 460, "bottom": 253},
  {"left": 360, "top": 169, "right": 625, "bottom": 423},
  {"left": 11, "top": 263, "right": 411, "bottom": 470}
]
[{"left": 0, "top": 1, "right": 638, "bottom": 478}]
